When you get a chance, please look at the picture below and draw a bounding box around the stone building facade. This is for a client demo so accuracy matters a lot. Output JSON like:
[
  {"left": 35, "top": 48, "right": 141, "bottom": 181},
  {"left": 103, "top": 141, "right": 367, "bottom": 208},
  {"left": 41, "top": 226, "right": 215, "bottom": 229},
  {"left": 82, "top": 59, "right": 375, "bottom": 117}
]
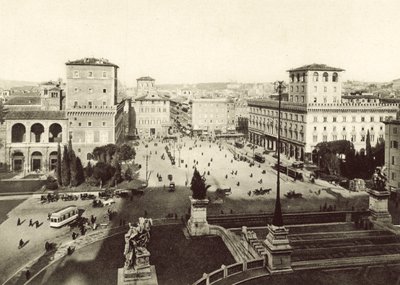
[
  {"left": 384, "top": 120, "right": 400, "bottom": 192},
  {"left": 191, "top": 98, "right": 235, "bottom": 136},
  {"left": 65, "top": 58, "right": 124, "bottom": 162},
  {"left": 248, "top": 64, "right": 399, "bottom": 162},
  {"left": 4, "top": 111, "right": 67, "bottom": 172}
]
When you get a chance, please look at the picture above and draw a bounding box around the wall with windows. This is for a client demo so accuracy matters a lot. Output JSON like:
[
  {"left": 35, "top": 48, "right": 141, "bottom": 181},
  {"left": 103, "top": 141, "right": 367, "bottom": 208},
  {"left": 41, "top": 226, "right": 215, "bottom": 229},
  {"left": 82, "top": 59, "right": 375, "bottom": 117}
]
[
  {"left": 385, "top": 121, "right": 400, "bottom": 191},
  {"left": 134, "top": 99, "right": 171, "bottom": 137},
  {"left": 191, "top": 99, "right": 235, "bottom": 134},
  {"left": 66, "top": 65, "right": 117, "bottom": 109},
  {"left": 288, "top": 70, "right": 342, "bottom": 104},
  {"left": 305, "top": 108, "right": 397, "bottom": 153}
]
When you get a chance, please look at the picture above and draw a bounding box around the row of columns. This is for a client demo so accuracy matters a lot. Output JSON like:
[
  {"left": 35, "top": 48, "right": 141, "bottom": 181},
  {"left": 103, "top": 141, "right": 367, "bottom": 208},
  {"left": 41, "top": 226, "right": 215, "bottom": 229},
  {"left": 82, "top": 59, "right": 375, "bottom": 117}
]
[{"left": 248, "top": 132, "right": 305, "bottom": 161}]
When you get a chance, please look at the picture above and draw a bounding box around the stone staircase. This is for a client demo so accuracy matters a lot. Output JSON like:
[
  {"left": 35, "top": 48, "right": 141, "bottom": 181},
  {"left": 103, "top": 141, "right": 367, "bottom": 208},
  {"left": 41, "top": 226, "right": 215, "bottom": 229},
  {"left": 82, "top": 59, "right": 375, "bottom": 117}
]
[{"left": 209, "top": 225, "right": 260, "bottom": 262}]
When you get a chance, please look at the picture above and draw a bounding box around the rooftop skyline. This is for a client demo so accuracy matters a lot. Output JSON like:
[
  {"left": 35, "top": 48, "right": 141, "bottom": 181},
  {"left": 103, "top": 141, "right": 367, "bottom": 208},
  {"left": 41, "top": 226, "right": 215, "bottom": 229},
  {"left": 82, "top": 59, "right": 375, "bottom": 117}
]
[{"left": 1, "top": 0, "right": 400, "bottom": 85}]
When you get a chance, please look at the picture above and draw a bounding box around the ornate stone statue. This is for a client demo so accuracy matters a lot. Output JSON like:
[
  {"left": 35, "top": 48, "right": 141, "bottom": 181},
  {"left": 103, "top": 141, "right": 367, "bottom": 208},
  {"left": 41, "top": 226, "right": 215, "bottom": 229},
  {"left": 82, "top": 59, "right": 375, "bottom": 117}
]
[
  {"left": 123, "top": 218, "right": 153, "bottom": 270},
  {"left": 372, "top": 167, "right": 387, "bottom": 191}
]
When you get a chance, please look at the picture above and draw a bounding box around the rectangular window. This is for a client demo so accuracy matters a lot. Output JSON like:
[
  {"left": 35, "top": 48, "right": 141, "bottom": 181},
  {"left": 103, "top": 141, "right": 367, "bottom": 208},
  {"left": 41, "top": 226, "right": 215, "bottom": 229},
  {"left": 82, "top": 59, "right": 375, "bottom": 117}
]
[
  {"left": 361, "top": 117, "right": 365, "bottom": 122},
  {"left": 332, "top": 135, "right": 337, "bottom": 140},
  {"left": 314, "top": 86, "right": 317, "bottom": 92},
  {"left": 73, "top": 71, "right": 79, "bottom": 78},
  {"left": 333, "top": 117, "right": 337, "bottom": 122},
  {"left": 324, "top": 86, "right": 327, "bottom": 92},
  {"left": 102, "top": 71, "right": 107, "bottom": 78},
  {"left": 323, "top": 135, "right": 327, "bottom": 142},
  {"left": 392, "top": 156, "right": 395, "bottom": 165},
  {"left": 392, "top": 172, "right": 396, "bottom": 180},
  {"left": 74, "top": 88, "right": 78, "bottom": 93},
  {"left": 88, "top": 101, "right": 93, "bottom": 108},
  {"left": 88, "top": 71, "right": 93, "bottom": 78},
  {"left": 102, "top": 122, "right": 106, "bottom": 127},
  {"left": 394, "top": 127, "right": 398, "bottom": 134},
  {"left": 88, "top": 121, "right": 92, "bottom": 127},
  {"left": 352, "top": 116, "right": 356, "bottom": 122},
  {"left": 103, "top": 101, "right": 106, "bottom": 106},
  {"left": 323, "top": 117, "right": 327, "bottom": 123},
  {"left": 343, "top": 116, "right": 346, "bottom": 122},
  {"left": 103, "top": 89, "right": 107, "bottom": 93},
  {"left": 370, "top": 116, "right": 374, "bottom": 122},
  {"left": 74, "top": 101, "right": 78, "bottom": 107},
  {"left": 89, "top": 88, "right": 93, "bottom": 93},
  {"left": 334, "top": 87, "right": 337, "bottom": 92},
  {"left": 313, "top": 116, "right": 317, "bottom": 122}
]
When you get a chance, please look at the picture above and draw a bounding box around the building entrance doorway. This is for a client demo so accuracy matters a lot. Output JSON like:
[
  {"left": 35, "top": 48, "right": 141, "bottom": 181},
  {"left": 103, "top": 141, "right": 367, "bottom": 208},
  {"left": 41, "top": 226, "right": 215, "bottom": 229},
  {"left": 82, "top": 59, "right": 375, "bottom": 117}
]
[
  {"left": 12, "top": 152, "right": 24, "bottom": 172},
  {"left": 31, "top": 151, "right": 42, "bottom": 171}
]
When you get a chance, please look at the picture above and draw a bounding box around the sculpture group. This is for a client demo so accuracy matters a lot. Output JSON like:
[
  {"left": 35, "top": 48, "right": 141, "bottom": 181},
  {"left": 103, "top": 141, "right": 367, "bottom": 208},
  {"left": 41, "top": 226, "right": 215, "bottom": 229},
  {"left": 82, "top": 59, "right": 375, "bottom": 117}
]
[{"left": 124, "top": 217, "right": 153, "bottom": 270}]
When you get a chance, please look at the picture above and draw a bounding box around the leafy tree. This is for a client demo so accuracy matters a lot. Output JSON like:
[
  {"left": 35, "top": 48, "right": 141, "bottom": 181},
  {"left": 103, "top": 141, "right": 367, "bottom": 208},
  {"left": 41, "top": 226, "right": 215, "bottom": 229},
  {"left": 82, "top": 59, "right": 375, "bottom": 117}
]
[
  {"left": 93, "top": 162, "right": 115, "bottom": 184},
  {"left": 124, "top": 166, "right": 133, "bottom": 181},
  {"left": 190, "top": 168, "right": 210, "bottom": 200},
  {"left": 56, "top": 143, "right": 62, "bottom": 185},
  {"left": 61, "top": 145, "right": 70, "bottom": 186},
  {"left": 119, "top": 144, "right": 135, "bottom": 161}
]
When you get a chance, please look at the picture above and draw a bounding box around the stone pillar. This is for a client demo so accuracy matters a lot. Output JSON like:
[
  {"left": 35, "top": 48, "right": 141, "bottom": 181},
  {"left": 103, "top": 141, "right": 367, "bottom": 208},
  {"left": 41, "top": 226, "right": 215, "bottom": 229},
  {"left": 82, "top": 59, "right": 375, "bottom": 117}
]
[
  {"left": 368, "top": 189, "right": 392, "bottom": 223},
  {"left": 264, "top": 225, "right": 293, "bottom": 274},
  {"left": 187, "top": 196, "right": 210, "bottom": 236}
]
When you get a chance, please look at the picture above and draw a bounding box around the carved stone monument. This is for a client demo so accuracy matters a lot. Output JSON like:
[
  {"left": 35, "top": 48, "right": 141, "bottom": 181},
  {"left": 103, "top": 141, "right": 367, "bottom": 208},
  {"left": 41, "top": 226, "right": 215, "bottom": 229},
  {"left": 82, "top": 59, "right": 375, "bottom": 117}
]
[
  {"left": 368, "top": 189, "right": 392, "bottom": 223},
  {"left": 264, "top": 224, "right": 293, "bottom": 274},
  {"left": 117, "top": 218, "right": 158, "bottom": 285},
  {"left": 368, "top": 168, "right": 392, "bottom": 223},
  {"left": 187, "top": 196, "right": 210, "bottom": 236}
]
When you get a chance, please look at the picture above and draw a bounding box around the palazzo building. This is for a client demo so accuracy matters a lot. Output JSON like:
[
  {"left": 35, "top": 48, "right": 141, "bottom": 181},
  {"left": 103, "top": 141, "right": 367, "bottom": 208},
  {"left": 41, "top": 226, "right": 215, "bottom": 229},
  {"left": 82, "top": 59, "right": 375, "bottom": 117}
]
[
  {"left": 384, "top": 120, "right": 400, "bottom": 192},
  {"left": 133, "top": 77, "right": 171, "bottom": 137},
  {"left": 65, "top": 58, "right": 124, "bottom": 162},
  {"left": 248, "top": 64, "right": 399, "bottom": 162},
  {"left": 191, "top": 98, "right": 235, "bottom": 136}
]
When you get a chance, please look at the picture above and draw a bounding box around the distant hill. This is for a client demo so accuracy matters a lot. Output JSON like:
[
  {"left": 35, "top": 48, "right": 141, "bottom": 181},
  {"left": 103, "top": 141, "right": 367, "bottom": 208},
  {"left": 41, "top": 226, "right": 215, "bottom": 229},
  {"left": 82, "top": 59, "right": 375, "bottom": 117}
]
[{"left": 0, "top": 79, "right": 38, "bottom": 89}]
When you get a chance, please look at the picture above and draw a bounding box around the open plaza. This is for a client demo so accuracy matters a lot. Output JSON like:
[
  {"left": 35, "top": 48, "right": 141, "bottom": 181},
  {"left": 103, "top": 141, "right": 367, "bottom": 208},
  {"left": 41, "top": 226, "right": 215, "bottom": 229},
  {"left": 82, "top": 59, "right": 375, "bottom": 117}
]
[{"left": 0, "top": 135, "right": 372, "bottom": 285}]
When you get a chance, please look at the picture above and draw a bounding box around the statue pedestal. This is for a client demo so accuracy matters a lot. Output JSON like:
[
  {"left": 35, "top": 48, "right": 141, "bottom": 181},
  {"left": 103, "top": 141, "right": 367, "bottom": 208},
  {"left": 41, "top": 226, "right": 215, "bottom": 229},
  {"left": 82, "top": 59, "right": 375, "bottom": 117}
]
[
  {"left": 368, "top": 189, "right": 392, "bottom": 223},
  {"left": 117, "top": 266, "right": 158, "bottom": 285},
  {"left": 263, "top": 224, "right": 293, "bottom": 274},
  {"left": 118, "top": 248, "right": 158, "bottom": 285},
  {"left": 187, "top": 197, "right": 210, "bottom": 236}
]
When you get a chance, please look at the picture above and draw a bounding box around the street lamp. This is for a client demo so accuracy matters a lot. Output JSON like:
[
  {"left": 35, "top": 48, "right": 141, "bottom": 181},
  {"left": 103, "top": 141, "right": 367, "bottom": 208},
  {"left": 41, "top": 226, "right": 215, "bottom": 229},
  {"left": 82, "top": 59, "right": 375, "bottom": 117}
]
[{"left": 272, "top": 81, "right": 285, "bottom": 227}]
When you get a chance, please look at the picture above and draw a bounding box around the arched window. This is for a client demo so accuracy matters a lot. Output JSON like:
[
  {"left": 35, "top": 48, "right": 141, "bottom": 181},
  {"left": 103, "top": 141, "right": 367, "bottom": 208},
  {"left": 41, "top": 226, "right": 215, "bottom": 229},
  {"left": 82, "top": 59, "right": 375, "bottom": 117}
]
[
  {"left": 290, "top": 74, "right": 295, "bottom": 83},
  {"left": 302, "top": 73, "right": 306, "bottom": 82},
  {"left": 296, "top": 74, "right": 300, "bottom": 82},
  {"left": 323, "top": 72, "right": 329, "bottom": 82},
  {"left": 31, "top": 123, "right": 44, "bottom": 143},
  {"left": 12, "top": 124, "right": 26, "bottom": 143},
  {"left": 313, "top": 72, "right": 319, "bottom": 82},
  {"left": 332, "top": 72, "right": 338, "bottom": 82},
  {"left": 49, "top": 123, "right": 62, "bottom": 143}
]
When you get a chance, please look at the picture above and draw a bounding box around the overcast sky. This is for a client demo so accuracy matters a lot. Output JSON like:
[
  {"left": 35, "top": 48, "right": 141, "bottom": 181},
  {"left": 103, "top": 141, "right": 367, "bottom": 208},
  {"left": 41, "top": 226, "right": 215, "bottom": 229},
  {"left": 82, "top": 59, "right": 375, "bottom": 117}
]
[{"left": 1, "top": 0, "right": 400, "bottom": 86}]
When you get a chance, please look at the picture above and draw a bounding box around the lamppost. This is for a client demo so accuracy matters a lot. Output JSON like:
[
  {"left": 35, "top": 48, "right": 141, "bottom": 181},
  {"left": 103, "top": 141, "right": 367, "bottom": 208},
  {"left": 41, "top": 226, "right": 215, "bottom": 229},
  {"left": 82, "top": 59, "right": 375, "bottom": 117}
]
[
  {"left": 143, "top": 149, "right": 151, "bottom": 183},
  {"left": 272, "top": 81, "right": 285, "bottom": 227}
]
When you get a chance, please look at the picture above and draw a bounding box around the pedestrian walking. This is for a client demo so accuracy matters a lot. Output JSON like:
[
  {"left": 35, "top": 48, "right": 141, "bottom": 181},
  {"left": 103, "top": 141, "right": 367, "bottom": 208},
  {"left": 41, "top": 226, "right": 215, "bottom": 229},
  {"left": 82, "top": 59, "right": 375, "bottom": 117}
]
[
  {"left": 19, "top": 239, "right": 24, "bottom": 248},
  {"left": 25, "top": 270, "right": 30, "bottom": 280},
  {"left": 29, "top": 219, "right": 33, "bottom": 227},
  {"left": 17, "top": 218, "right": 21, "bottom": 226}
]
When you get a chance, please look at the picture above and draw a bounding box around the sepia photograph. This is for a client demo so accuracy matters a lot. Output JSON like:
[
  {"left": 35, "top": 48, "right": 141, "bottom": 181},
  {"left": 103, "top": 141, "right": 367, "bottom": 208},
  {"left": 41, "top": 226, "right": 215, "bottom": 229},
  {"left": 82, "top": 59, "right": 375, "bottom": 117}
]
[{"left": 1, "top": 0, "right": 400, "bottom": 284}]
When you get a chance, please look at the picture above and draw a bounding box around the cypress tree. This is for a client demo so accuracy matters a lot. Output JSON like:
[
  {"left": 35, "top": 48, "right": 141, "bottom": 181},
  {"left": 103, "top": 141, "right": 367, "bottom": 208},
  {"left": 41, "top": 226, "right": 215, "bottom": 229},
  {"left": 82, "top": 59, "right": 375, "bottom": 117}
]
[
  {"left": 68, "top": 139, "right": 78, "bottom": 187},
  {"left": 56, "top": 143, "right": 62, "bottom": 185},
  {"left": 86, "top": 161, "right": 93, "bottom": 178},
  {"left": 76, "top": 157, "right": 85, "bottom": 185},
  {"left": 61, "top": 145, "right": 71, "bottom": 186}
]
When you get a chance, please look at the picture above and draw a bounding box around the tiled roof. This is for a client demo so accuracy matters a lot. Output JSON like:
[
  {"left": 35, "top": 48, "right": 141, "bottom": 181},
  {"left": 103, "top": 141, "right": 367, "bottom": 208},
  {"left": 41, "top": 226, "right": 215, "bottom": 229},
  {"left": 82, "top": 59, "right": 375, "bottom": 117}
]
[
  {"left": 66, "top": 57, "right": 118, "bottom": 68},
  {"left": 5, "top": 111, "right": 66, "bottom": 120},
  {"left": 137, "top": 76, "right": 155, "bottom": 81},
  {"left": 288, "top": 64, "right": 345, "bottom": 72},
  {"left": 5, "top": 96, "right": 41, "bottom": 105}
]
